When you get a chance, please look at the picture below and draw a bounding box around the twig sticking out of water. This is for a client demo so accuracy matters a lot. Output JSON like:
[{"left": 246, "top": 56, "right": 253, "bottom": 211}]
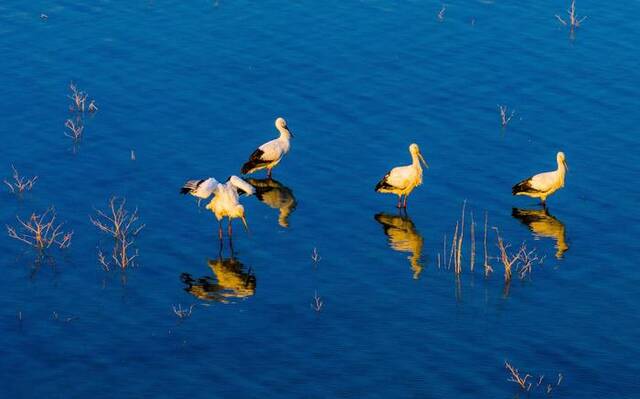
[
  {"left": 505, "top": 361, "right": 531, "bottom": 391},
  {"left": 172, "top": 304, "right": 195, "bottom": 319},
  {"left": 65, "top": 118, "right": 84, "bottom": 142},
  {"left": 91, "top": 197, "right": 145, "bottom": 270},
  {"left": 455, "top": 200, "right": 466, "bottom": 275},
  {"left": 494, "top": 227, "right": 519, "bottom": 282},
  {"left": 505, "top": 361, "right": 563, "bottom": 394},
  {"left": 448, "top": 221, "right": 458, "bottom": 270},
  {"left": 91, "top": 197, "right": 145, "bottom": 239},
  {"left": 498, "top": 105, "right": 515, "bottom": 127},
  {"left": 446, "top": 201, "right": 467, "bottom": 274},
  {"left": 437, "top": 4, "right": 446, "bottom": 21},
  {"left": 4, "top": 165, "right": 37, "bottom": 194},
  {"left": 311, "top": 247, "right": 322, "bottom": 265},
  {"left": 68, "top": 82, "right": 88, "bottom": 113},
  {"left": 7, "top": 208, "right": 73, "bottom": 250},
  {"left": 470, "top": 211, "right": 476, "bottom": 272},
  {"left": 555, "top": 0, "right": 586, "bottom": 29},
  {"left": 516, "top": 244, "right": 544, "bottom": 280},
  {"left": 311, "top": 291, "right": 323, "bottom": 312},
  {"left": 494, "top": 227, "right": 544, "bottom": 282},
  {"left": 68, "top": 82, "right": 98, "bottom": 113},
  {"left": 483, "top": 212, "right": 493, "bottom": 276},
  {"left": 52, "top": 311, "right": 77, "bottom": 323}
]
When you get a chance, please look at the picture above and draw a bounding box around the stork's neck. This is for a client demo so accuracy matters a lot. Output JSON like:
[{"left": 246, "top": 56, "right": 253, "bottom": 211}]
[
  {"left": 411, "top": 152, "right": 422, "bottom": 171},
  {"left": 556, "top": 159, "right": 567, "bottom": 185},
  {"left": 557, "top": 159, "right": 567, "bottom": 175},
  {"left": 278, "top": 127, "right": 291, "bottom": 140}
]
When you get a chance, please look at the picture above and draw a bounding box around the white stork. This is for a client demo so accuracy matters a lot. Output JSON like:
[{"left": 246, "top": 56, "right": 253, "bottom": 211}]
[
  {"left": 180, "top": 176, "right": 255, "bottom": 239},
  {"left": 375, "top": 143, "right": 429, "bottom": 208},
  {"left": 241, "top": 117, "right": 292, "bottom": 178},
  {"left": 512, "top": 152, "right": 568, "bottom": 206}
]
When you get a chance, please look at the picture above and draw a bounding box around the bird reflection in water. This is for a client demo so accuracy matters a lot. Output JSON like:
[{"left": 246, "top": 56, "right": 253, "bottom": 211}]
[
  {"left": 246, "top": 178, "right": 297, "bottom": 228},
  {"left": 512, "top": 207, "right": 569, "bottom": 259},
  {"left": 180, "top": 256, "right": 256, "bottom": 303},
  {"left": 374, "top": 212, "right": 425, "bottom": 279}
]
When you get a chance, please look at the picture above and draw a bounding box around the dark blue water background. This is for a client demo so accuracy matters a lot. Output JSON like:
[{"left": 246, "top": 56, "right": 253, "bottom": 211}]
[{"left": 1, "top": 1, "right": 639, "bottom": 397}]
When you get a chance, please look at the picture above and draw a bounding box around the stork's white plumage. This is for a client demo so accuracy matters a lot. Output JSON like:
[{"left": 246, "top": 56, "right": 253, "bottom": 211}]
[
  {"left": 512, "top": 152, "right": 568, "bottom": 205},
  {"left": 375, "top": 143, "right": 429, "bottom": 208},
  {"left": 180, "top": 175, "right": 255, "bottom": 239},
  {"left": 241, "top": 117, "right": 293, "bottom": 178}
]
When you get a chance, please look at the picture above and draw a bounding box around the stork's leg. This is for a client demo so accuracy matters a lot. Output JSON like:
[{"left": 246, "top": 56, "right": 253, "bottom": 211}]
[
  {"left": 218, "top": 220, "right": 223, "bottom": 241},
  {"left": 403, "top": 194, "right": 409, "bottom": 209},
  {"left": 397, "top": 195, "right": 403, "bottom": 209},
  {"left": 267, "top": 168, "right": 272, "bottom": 179},
  {"left": 228, "top": 233, "right": 235, "bottom": 255},
  {"left": 228, "top": 218, "right": 233, "bottom": 237}
]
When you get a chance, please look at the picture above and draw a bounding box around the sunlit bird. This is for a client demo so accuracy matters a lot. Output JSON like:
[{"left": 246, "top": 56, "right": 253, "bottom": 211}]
[
  {"left": 375, "top": 143, "right": 429, "bottom": 208},
  {"left": 246, "top": 178, "right": 297, "bottom": 228},
  {"left": 180, "top": 257, "right": 256, "bottom": 303},
  {"left": 375, "top": 212, "right": 424, "bottom": 279},
  {"left": 512, "top": 207, "right": 569, "bottom": 259},
  {"left": 180, "top": 175, "right": 255, "bottom": 239},
  {"left": 241, "top": 117, "right": 293, "bottom": 178},
  {"left": 512, "top": 152, "right": 568, "bottom": 206}
]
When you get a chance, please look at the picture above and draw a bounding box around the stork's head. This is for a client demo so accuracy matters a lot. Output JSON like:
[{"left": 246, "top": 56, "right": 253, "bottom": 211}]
[
  {"left": 275, "top": 117, "right": 293, "bottom": 137},
  {"left": 409, "top": 143, "right": 428, "bottom": 168},
  {"left": 557, "top": 151, "right": 568, "bottom": 171}
]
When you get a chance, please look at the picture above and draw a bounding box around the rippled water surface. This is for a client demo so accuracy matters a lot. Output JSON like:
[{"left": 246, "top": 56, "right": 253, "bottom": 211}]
[{"left": 1, "top": 1, "right": 639, "bottom": 397}]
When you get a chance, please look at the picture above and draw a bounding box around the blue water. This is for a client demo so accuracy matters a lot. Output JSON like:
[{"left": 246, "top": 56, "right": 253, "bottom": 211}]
[{"left": 2, "top": 1, "right": 639, "bottom": 397}]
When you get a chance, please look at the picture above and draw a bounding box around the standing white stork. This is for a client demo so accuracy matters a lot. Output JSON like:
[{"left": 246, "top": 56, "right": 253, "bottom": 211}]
[
  {"left": 375, "top": 143, "right": 429, "bottom": 208},
  {"left": 180, "top": 176, "right": 255, "bottom": 239},
  {"left": 241, "top": 117, "right": 293, "bottom": 178},
  {"left": 512, "top": 152, "right": 568, "bottom": 206}
]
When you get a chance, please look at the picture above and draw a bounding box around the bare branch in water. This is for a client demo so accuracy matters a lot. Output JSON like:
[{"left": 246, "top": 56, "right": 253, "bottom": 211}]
[
  {"left": 91, "top": 197, "right": 144, "bottom": 270},
  {"left": 505, "top": 361, "right": 531, "bottom": 391},
  {"left": 556, "top": 0, "right": 587, "bottom": 29},
  {"left": 498, "top": 105, "right": 515, "bottom": 127},
  {"left": 437, "top": 5, "right": 446, "bottom": 21},
  {"left": 7, "top": 208, "right": 72, "bottom": 250},
  {"left": 311, "top": 291, "right": 323, "bottom": 312},
  {"left": 64, "top": 117, "right": 84, "bottom": 142},
  {"left": 4, "top": 165, "right": 37, "bottom": 194},
  {"left": 172, "top": 304, "right": 195, "bottom": 319}
]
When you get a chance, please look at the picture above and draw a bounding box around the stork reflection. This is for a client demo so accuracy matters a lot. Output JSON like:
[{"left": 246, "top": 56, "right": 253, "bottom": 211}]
[
  {"left": 512, "top": 207, "right": 569, "bottom": 259},
  {"left": 374, "top": 212, "right": 425, "bottom": 279},
  {"left": 180, "top": 256, "right": 256, "bottom": 303},
  {"left": 246, "top": 178, "right": 297, "bottom": 228}
]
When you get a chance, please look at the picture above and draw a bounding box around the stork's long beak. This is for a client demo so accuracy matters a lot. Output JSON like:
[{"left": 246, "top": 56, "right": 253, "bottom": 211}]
[
  {"left": 287, "top": 128, "right": 294, "bottom": 138},
  {"left": 419, "top": 153, "right": 429, "bottom": 168},
  {"left": 563, "top": 160, "right": 569, "bottom": 172},
  {"left": 241, "top": 216, "right": 250, "bottom": 233}
]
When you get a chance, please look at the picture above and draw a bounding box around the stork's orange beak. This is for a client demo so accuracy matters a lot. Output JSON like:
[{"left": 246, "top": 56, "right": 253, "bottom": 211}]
[
  {"left": 419, "top": 153, "right": 429, "bottom": 168},
  {"left": 241, "top": 216, "right": 249, "bottom": 233}
]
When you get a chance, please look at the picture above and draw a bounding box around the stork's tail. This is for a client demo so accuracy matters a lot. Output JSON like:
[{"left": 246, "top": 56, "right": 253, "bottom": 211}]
[
  {"left": 241, "top": 160, "right": 266, "bottom": 175},
  {"left": 375, "top": 179, "right": 394, "bottom": 193},
  {"left": 512, "top": 180, "right": 531, "bottom": 195}
]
